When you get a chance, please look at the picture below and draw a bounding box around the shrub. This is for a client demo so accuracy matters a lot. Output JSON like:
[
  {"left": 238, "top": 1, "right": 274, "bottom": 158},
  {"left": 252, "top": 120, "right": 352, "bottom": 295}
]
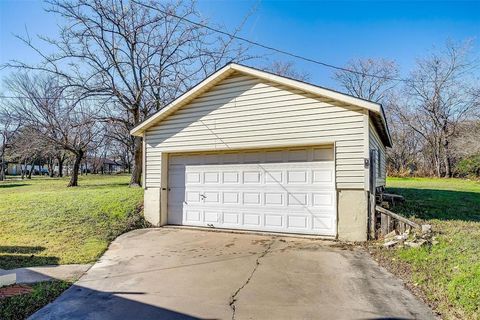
[{"left": 455, "top": 154, "right": 480, "bottom": 178}]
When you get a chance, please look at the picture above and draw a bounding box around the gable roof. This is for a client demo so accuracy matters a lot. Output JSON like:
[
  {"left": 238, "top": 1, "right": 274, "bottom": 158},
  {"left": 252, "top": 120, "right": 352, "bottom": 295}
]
[{"left": 131, "top": 63, "right": 392, "bottom": 147}]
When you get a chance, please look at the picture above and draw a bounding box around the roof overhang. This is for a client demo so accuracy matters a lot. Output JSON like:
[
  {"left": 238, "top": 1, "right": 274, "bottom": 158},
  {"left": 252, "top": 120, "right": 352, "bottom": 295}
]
[{"left": 131, "top": 63, "right": 392, "bottom": 147}]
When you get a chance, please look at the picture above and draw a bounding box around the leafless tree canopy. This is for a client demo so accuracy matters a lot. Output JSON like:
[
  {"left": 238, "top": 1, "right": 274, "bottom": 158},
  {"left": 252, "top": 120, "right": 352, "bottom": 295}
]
[
  {"left": 335, "top": 41, "right": 480, "bottom": 178},
  {"left": 263, "top": 61, "right": 310, "bottom": 81},
  {"left": 396, "top": 40, "right": 479, "bottom": 177},
  {"left": 334, "top": 58, "right": 399, "bottom": 103},
  {"left": 8, "top": 0, "right": 253, "bottom": 186},
  {"left": 4, "top": 73, "right": 104, "bottom": 186},
  {"left": 0, "top": 107, "right": 21, "bottom": 181}
]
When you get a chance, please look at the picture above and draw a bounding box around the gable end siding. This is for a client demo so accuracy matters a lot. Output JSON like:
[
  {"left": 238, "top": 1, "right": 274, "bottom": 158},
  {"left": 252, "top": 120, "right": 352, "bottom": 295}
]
[{"left": 145, "top": 73, "right": 368, "bottom": 189}]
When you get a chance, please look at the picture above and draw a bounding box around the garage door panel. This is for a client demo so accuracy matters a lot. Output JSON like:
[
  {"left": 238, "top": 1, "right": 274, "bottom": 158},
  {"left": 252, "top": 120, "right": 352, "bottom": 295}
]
[
  {"left": 243, "top": 171, "right": 261, "bottom": 183},
  {"left": 168, "top": 147, "right": 336, "bottom": 235},
  {"left": 313, "top": 170, "right": 334, "bottom": 184},
  {"left": 204, "top": 172, "right": 220, "bottom": 183},
  {"left": 244, "top": 213, "right": 261, "bottom": 226},
  {"left": 265, "top": 171, "right": 282, "bottom": 183},
  {"left": 312, "top": 192, "right": 335, "bottom": 207},
  {"left": 287, "top": 170, "right": 308, "bottom": 183},
  {"left": 204, "top": 211, "right": 220, "bottom": 223},
  {"left": 203, "top": 191, "right": 220, "bottom": 203},
  {"left": 265, "top": 214, "right": 283, "bottom": 227},
  {"left": 287, "top": 216, "right": 308, "bottom": 229},
  {"left": 186, "top": 172, "right": 201, "bottom": 184},
  {"left": 287, "top": 193, "right": 308, "bottom": 206},
  {"left": 185, "top": 210, "right": 201, "bottom": 222},
  {"left": 222, "top": 172, "right": 240, "bottom": 183},
  {"left": 223, "top": 192, "right": 240, "bottom": 204},
  {"left": 243, "top": 192, "right": 261, "bottom": 205},
  {"left": 222, "top": 212, "right": 241, "bottom": 225},
  {"left": 312, "top": 215, "right": 335, "bottom": 231}
]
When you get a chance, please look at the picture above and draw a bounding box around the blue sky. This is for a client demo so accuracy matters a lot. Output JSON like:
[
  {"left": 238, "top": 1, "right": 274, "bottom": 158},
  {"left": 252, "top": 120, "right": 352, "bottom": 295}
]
[{"left": 1, "top": 0, "right": 479, "bottom": 89}]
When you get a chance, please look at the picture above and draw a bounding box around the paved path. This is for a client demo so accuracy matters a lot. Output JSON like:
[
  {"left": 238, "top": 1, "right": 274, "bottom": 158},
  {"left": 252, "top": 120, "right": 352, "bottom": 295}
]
[
  {"left": 30, "top": 228, "right": 436, "bottom": 320},
  {"left": 0, "top": 264, "right": 91, "bottom": 284}
]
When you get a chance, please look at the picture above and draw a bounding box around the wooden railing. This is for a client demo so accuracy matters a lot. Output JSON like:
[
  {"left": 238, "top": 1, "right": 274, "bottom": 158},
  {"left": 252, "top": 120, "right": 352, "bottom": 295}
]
[{"left": 375, "top": 205, "right": 420, "bottom": 237}]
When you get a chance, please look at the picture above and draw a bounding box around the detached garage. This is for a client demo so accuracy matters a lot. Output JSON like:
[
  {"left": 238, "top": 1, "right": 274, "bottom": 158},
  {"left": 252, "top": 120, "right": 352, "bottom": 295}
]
[{"left": 131, "top": 63, "right": 391, "bottom": 241}]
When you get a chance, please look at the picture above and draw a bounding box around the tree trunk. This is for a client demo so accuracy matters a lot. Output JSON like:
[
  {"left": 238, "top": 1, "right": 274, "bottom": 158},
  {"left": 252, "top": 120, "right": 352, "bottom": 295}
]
[
  {"left": 0, "top": 162, "right": 4, "bottom": 181},
  {"left": 21, "top": 160, "right": 26, "bottom": 179},
  {"left": 443, "top": 139, "right": 452, "bottom": 178},
  {"left": 57, "top": 156, "right": 64, "bottom": 177},
  {"left": 28, "top": 160, "right": 35, "bottom": 179},
  {"left": 433, "top": 141, "right": 442, "bottom": 177},
  {"left": 129, "top": 136, "right": 142, "bottom": 187},
  {"left": 68, "top": 150, "right": 84, "bottom": 187},
  {"left": 0, "top": 151, "right": 5, "bottom": 181},
  {"left": 48, "top": 158, "right": 54, "bottom": 178}
]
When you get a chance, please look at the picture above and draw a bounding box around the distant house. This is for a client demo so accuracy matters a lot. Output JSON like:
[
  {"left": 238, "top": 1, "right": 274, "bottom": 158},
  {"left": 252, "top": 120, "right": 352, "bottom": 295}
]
[
  {"left": 6, "top": 162, "right": 21, "bottom": 175},
  {"left": 84, "top": 157, "right": 124, "bottom": 174},
  {"left": 131, "top": 63, "right": 391, "bottom": 242},
  {"left": 5, "top": 162, "right": 48, "bottom": 176}
]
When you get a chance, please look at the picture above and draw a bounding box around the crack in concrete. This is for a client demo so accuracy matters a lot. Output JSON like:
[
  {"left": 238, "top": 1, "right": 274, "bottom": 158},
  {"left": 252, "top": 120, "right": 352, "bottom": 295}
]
[{"left": 229, "top": 239, "right": 274, "bottom": 320}]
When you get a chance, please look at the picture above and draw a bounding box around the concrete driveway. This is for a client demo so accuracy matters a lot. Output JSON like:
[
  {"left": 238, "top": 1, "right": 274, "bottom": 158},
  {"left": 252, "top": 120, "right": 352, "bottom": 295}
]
[{"left": 31, "top": 228, "right": 435, "bottom": 320}]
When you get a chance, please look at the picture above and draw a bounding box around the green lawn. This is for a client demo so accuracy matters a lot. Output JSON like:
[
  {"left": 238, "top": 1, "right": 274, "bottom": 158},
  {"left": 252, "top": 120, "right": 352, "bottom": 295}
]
[
  {"left": 0, "top": 175, "right": 144, "bottom": 269},
  {"left": 374, "top": 177, "right": 480, "bottom": 320}
]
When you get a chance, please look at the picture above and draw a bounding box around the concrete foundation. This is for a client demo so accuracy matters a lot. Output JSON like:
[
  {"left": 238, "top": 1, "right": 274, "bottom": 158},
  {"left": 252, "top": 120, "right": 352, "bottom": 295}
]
[
  {"left": 143, "top": 188, "right": 161, "bottom": 226},
  {"left": 337, "top": 189, "right": 368, "bottom": 241}
]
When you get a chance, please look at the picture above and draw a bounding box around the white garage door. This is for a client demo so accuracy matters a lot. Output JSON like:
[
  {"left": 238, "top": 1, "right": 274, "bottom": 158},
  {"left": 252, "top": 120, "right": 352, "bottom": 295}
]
[{"left": 168, "top": 147, "right": 336, "bottom": 236}]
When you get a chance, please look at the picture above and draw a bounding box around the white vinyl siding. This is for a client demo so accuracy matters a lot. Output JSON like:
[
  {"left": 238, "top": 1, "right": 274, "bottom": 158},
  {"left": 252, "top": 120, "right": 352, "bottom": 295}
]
[
  {"left": 369, "top": 121, "right": 386, "bottom": 187},
  {"left": 145, "top": 72, "right": 367, "bottom": 189},
  {"left": 144, "top": 143, "right": 162, "bottom": 187}
]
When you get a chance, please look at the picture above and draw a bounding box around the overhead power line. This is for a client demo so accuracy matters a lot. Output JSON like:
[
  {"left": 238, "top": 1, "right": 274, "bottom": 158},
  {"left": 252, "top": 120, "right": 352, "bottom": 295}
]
[
  {"left": 132, "top": 0, "right": 409, "bottom": 83},
  {"left": 0, "top": 95, "right": 109, "bottom": 101}
]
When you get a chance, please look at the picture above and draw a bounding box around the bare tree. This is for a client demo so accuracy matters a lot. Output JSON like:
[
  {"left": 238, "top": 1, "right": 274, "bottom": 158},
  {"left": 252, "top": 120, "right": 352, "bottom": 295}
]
[
  {"left": 4, "top": 73, "right": 104, "bottom": 186},
  {"left": 383, "top": 94, "right": 422, "bottom": 176},
  {"left": 0, "top": 107, "right": 20, "bottom": 180},
  {"left": 8, "top": 127, "right": 48, "bottom": 179},
  {"left": 263, "top": 61, "right": 310, "bottom": 81},
  {"left": 451, "top": 120, "right": 480, "bottom": 160},
  {"left": 8, "top": 0, "right": 252, "bottom": 186},
  {"left": 105, "top": 122, "right": 134, "bottom": 173},
  {"left": 398, "top": 40, "right": 479, "bottom": 177},
  {"left": 334, "top": 58, "right": 399, "bottom": 103}
]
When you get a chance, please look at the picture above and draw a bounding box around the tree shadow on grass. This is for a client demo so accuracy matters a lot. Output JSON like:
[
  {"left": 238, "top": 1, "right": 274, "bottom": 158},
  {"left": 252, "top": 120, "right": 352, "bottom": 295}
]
[
  {"left": 0, "top": 246, "right": 60, "bottom": 270},
  {"left": 386, "top": 187, "right": 480, "bottom": 222},
  {"left": 76, "top": 182, "right": 130, "bottom": 188},
  {"left": 0, "top": 183, "right": 29, "bottom": 189},
  {"left": 0, "top": 246, "right": 45, "bottom": 254}
]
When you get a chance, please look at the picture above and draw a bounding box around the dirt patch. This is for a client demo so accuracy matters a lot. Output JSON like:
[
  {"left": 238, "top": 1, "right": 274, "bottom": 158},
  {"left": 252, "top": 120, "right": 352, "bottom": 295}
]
[
  {"left": 330, "top": 242, "right": 359, "bottom": 251},
  {"left": 0, "top": 284, "right": 33, "bottom": 299},
  {"left": 250, "top": 239, "right": 272, "bottom": 246}
]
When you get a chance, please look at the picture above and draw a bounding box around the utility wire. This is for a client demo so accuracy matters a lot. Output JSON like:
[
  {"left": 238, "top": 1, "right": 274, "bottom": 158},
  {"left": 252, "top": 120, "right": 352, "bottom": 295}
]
[
  {"left": 0, "top": 94, "right": 109, "bottom": 101},
  {"left": 132, "top": 0, "right": 409, "bottom": 83}
]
